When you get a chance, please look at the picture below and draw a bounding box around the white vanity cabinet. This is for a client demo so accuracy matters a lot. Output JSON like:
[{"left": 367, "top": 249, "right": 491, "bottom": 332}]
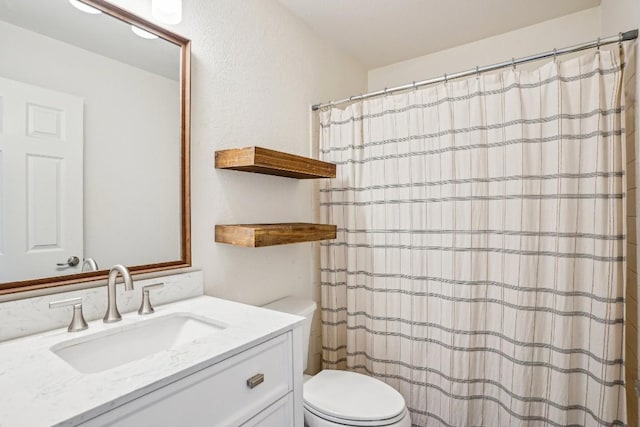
[
  {"left": 81, "top": 332, "right": 300, "bottom": 427},
  {"left": 0, "top": 296, "right": 304, "bottom": 426}
]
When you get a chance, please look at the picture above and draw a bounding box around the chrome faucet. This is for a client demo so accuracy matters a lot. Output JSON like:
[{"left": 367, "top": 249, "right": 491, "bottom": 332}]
[
  {"left": 103, "top": 265, "right": 134, "bottom": 323},
  {"left": 81, "top": 258, "right": 99, "bottom": 272}
]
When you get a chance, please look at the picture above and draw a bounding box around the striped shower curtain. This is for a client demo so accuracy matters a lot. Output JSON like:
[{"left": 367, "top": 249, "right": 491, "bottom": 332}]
[{"left": 319, "top": 50, "right": 628, "bottom": 426}]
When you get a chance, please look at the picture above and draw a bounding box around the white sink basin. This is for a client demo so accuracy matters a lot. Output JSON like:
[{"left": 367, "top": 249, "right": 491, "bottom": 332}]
[{"left": 51, "top": 313, "right": 227, "bottom": 373}]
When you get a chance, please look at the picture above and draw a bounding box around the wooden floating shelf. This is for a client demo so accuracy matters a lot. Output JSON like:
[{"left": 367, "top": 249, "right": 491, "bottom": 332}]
[
  {"left": 215, "top": 223, "right": 337, "bottom": 247},
  {"left": 215, "top": 146, "right": 336, "bottom": 179}
]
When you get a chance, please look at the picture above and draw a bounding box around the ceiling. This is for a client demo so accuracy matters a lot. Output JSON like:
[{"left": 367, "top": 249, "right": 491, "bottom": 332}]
[{"left": 277, "top": 0, "right": 601, "bottom": 68}]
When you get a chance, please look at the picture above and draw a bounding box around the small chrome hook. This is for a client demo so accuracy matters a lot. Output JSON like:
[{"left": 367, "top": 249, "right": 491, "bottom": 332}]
[{"left": 553, "top": 48, "right": 557, "bottom": 63}]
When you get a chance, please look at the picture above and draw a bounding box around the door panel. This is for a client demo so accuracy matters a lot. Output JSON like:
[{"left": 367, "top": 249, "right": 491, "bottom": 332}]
[
  {"left": 27, "top": 154, "right": 62, "bottom": 251},
  {"left": 0, "top": 77, "right": 83, "bottom": 282},
  {"left": 27, "top": 103, "right": 65, "bottom": 141}
]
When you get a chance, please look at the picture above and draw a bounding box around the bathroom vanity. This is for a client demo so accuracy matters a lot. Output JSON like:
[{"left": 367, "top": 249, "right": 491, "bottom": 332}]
[{"left": 0, "top": 296, "right": 304, "bottom": 426}]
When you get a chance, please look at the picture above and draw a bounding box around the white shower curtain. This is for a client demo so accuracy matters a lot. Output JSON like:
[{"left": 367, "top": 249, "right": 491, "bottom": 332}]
[{"left": 319, "top": 50, "right": 627, "bottom": 426}]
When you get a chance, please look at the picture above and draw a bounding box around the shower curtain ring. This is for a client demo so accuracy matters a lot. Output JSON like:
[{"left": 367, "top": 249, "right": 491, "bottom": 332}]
[
  {"left": 619, "top": 32, "right": 623, "bottom": 47},
  {"left": 412, "top": 81, "right": 417, "bottom": 90},
  {"left": 597, "top": 37, "right": 601, "bottom": 50},
  {"left": 475, "top": 66, "right": 480, "bottom": 79},
  {"left": 444, "top": 73, "right": 448, "bottom": 83},
  {"left": 511, "top": 57, "right": 516, "bottom": 70},
  {"left": 553, "top": 48, "right": 557, "bottom": 63}
]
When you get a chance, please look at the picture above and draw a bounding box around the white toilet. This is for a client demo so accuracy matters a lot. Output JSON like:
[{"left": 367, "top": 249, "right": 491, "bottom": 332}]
[{"left": 263, "top": 297, "right": 411, "bottom": 427}]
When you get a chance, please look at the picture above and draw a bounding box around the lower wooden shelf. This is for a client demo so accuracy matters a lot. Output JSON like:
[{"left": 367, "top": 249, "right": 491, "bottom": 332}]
[{"left": 215, "top": 223, "right": 337, "bottom": 247}]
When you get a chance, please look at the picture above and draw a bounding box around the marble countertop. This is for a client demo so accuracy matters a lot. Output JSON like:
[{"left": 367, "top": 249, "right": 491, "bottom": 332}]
[{"left": 0, "top": 296, "right": 303, "bottom": 426}]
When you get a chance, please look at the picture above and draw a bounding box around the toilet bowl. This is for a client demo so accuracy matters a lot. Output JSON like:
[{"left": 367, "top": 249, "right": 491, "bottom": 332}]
[
  {"left": 263, "top": 297, "right": 411, "bottom": 427},
  {"left": 304, "top": 369, "right": 411, "bottom": 427}
]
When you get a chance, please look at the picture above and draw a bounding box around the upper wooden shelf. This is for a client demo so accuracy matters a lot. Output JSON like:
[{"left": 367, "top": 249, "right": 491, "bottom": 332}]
[
  {"left": 215, "top": 146, "right": 336, "bottom": 179},
  {"left": 215, "top": 223, "right": 337, "bottom": 247}
]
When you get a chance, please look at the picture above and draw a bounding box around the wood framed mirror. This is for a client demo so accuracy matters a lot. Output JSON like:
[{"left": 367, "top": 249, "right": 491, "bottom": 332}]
[{"left": 0, "top": 0, "right": 191, "bottom": 295}]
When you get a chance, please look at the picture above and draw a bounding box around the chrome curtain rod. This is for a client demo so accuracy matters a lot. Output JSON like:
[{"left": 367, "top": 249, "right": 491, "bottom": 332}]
[{"left": 311, "top": 29, "right": 638, "bottom": 111}]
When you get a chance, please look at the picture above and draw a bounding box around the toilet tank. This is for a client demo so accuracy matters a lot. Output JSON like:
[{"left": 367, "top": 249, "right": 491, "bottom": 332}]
[{"left": 262, "top": 296, "right": 317, "bottom": 372}]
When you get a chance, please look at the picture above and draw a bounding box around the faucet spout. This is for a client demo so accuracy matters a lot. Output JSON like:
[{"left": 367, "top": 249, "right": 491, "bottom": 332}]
[
  {"left": 81, "top": 258, "right": 99, "bottom": 272},
  {"left": 103, "top": 264, "right": 134, "bottom": 323}
]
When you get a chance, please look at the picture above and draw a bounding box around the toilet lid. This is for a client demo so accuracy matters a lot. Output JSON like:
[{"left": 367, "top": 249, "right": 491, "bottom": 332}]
[{"left": 303, "top": 370, "right": 406, "bottom": 423}]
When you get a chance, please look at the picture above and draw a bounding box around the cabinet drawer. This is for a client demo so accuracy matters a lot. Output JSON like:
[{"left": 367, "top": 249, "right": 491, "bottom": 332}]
[
  {"left": 241, "top": 393, "right": 293, "bottom": 427},
  {"left": 84, "top": 332, "right": 293, "bottom": 427}
]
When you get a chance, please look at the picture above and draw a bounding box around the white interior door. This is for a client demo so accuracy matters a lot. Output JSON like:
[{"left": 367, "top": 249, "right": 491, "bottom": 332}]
[{"left": 0, "top": 77, "right": 83, "bottom": 282}]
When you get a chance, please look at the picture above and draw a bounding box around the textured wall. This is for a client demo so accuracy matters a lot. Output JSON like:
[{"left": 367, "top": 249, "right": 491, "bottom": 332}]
[{"left": 107, "top": 0, "right": 367, "bottom": 373}]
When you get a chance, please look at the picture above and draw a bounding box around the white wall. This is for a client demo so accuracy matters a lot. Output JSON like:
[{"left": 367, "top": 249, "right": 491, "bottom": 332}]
[
  {"left": 107, "top": 0, "right": 368, "bottom": 307},
  {"left": 0, "top": 20, "right": 181, "bottom": 272},
  {"left": 368, "top": 7, "right": 602, "bottom": 91}
]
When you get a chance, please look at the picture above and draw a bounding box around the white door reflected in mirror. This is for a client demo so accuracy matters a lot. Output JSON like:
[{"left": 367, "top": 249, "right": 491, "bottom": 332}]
[{"left": 0, "top": 77, "right": 84, "bottom": 282}]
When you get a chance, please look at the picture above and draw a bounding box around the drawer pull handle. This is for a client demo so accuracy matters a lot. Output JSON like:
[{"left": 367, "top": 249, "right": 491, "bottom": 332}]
[{"left": 247, "top": 373, "right": 265, "bottom": 389}]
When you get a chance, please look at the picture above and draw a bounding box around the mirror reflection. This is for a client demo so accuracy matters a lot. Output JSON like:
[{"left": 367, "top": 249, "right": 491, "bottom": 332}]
[{"left": 0, "top": 0, "right": 184, "bottom": 284}]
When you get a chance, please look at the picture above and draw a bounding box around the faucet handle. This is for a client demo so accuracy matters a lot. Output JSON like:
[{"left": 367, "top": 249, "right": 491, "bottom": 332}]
[
  {"left": 49, "top": 297, "right": 89, "bottom": 332},
  {"left": 138, "top": 282, "right": 164, "bottom": 315}
]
